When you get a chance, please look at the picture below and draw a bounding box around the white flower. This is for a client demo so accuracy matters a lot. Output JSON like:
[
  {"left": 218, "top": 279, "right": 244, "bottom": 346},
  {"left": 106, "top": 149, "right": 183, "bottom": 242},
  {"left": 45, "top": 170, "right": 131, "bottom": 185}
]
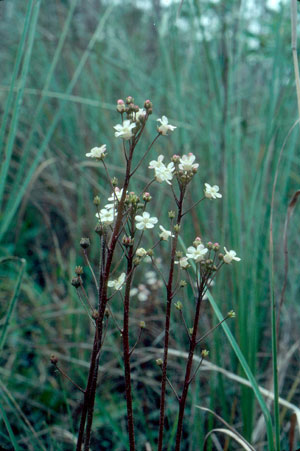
[
  {"left": 186, "top": 244, "right": 208, "bottom": 262},
  {"left": 149, "top": 155, "right": 165, "bottom": 170},
  {"left": 96, "top": 208, "right": 114, "bottom": 225},
  {"left": 159, "top": 225, "right": 174, "bottom": 241},
  {"left": 178, "top": 153, "right": 199, "bottom": 171},
  {"left": 204, "top": 183, "right": 222, "bottom": 200},
  {"left": 86, "top": 145, "right": 107, "bottom": 159},
  {"left": 114, "top": 120, "right": 136, "bottom": 140},
  {"left": 108, "top": 188, "right": 124, "bottom": 203},
  {"left": 136, "top": 248, "right": 147, "bottom": 257},
  {"left": 157, "top": 116, "right": 177, "bottom": 135},
  {"left": 108, "top": 272, "right": 126, "bottom": 290},
  {"left": 223, "top": 247, "right": 241, "bottom": 264},
  {"left": 135, "top": 212, "right": 158, "bottom": 230},
  {"left": 175, "top": 257, "right": 189, "bottom": 269},
  {"left": 155, "top": 163, "right": 175, "bottom": 185}
]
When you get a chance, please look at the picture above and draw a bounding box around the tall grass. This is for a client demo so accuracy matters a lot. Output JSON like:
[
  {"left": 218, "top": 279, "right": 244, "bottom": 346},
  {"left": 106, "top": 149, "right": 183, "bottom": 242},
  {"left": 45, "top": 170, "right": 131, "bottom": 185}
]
[{"left": 0, "top": 0, "right": 299, "bottom": 449}]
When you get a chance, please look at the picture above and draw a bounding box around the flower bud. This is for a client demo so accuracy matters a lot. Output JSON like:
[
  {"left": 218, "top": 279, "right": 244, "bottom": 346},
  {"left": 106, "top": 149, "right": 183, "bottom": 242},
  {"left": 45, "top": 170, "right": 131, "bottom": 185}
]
[
  {"left": 133, "top": 257, "right": 141, "bottom": 266},
  {"left": 136, "top": 248, "right": 147, "bottom": 257},
  {"left": 193, "top": 237, "right": 202, "bottom": 246},
  {"left": 147, "top": 108, "right": 153, "bottom": 115},
  {"left": 174, "top": 301, "right": 183, "bottom": 311},
  {"left": 95, "top": 223, "right": 104, "bottom": 236},
  {"left": 133, "top": 104, "right": 140, "bottom": 113},
  {"left": 176, "top": 251, "right": 183, "bottom": 258},
  {"left": 50, "top": 354, "right": 58, "bottom": 365},
  {"left": 168, "top": 210, "right": 175, "bottom": 219},
  {"left": 126, "top": 96, "right": 134, "bottom": 104},
  {"left": 171, "top": 154, "right": 180, "bottom": 163},
  {"left": 156, "top": 358, "right": 163, "bottom": 366},
  {"left": 93, "top": 195, "right": 101, "bottom": 206},
  {"left": 201, "top": 349, "right": 209, "bottom": 358},
  {"left": 228, "top": 310, "right": 236, "bottom": 318},
  {"left": 104, "top": 308, "right": 110, "bottom": 318},
  {"left": 144, "top": 99, "right": 152, "bottom": 109},
  {"left": 71, "top": 276, "right": 81, "bottom": 288},
  {"left": 189, "top": 327, "right": 194, "bottom": 335},
  {"left": 80, "top": 237, "right": 90, "bottom": 249},
  {"left": 111, "top": 177, "right": 118, "bottom": 187},
  {"left": 179, "top": 280, "right": 187, "bottom": 288},
  {"left": 147, "top": 249, "right": 154, "bottom": 257},
  {"left": 139, "top": 320, "right": 146, "bottom": 329},
  {"left": 143, "top": 192, "right": 152, "bottom": 202},
  {"left": 218, "top": 253, "right": 224, "bottom": 260},
  {"left": 92, "top": 310, "right": 99, "bottom": 320},
  {"left": 213, "top": 243, "right": 220, "bottom": 252},
  {"left": 207, "top": 241, "right": 213, "bottom": 250},
  {"left": 174, "top": 224, "right": 180, "bottom": 233},
  {"left": 117, "top": 99, "right": 125, "bottom": 113},
  {"left": 75, "top": 266, "right": 83, "bottom": 275}
]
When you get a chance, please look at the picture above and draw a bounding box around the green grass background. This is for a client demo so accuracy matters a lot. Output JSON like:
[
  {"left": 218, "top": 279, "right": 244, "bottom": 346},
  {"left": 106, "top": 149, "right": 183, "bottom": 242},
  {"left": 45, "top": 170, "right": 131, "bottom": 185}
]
[{"left": 0, "top": 0, "right": 300, "bottom": 449}]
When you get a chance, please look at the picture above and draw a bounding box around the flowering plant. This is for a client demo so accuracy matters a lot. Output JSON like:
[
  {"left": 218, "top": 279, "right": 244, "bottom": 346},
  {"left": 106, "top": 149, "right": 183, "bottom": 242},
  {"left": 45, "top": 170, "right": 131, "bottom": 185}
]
[{"left": 50, "top": 96, "right": 240, "bottom": 451}]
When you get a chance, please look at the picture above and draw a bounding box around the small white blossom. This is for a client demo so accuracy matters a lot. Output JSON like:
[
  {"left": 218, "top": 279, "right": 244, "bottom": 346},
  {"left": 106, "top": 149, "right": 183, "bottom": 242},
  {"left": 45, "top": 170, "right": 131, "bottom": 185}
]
[
  {"left": 136, "top": 248, "right": 147, "bottom": 257},
  {"left": 155, "top": 163, "right": 175, "bottom": 185},
  {"left": 135, "top": 212, "right": 158, "bottom": 230},
  {"left": 175, "top": 257, "right": 190, "bottom": 269},
  {"left": 157, "top": 116, "right": 177, "bottom": 135},
  {"left": 108, "top": 188, "right": 124, "bottom": 203},
  {"left": 223, "top": 247, "right": 241, "bottom": 264},
  {"left": 179, "top": 153, "right": 199, "bottom": 171},
  {"left": 159, "top": 225, "right": 174, "bottom": 241},
  {"left": 96, "top": 208, "right": 114, "bottom": 225},
  {"left": 186, "top": 244, "right": 208, "bottom": 262},
  {"left": 108, "top": 272, "right": 126, "bottom": 290},
  {"left": 149, "top": 155, "right": 165, "bottom": 170},
  {"left": 114, "top": 120, "right": 136, "bottom": 140},
  {"left": 204, "top": 183, "right": 222, "bottom": 200},
  {"left": 86, "top": 145, "right": 107, "bottom": 159}
]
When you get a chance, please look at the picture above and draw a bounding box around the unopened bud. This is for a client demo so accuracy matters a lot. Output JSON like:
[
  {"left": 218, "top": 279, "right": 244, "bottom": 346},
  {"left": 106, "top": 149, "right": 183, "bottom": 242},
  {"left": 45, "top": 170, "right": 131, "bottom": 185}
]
[
  {"left": 174, "top": 224, "right": 180, "bottom": 233},
  {"left": 133, "top": 257, "right": 141, "bottom": 266},
  {"left": 171, "top": 154, "right": 180, "bottom": 163},
  {"left": 93, "top": 196, "right": 101, "bottom": 206},
  {"left": 147, "top": 108, "right": 153, "bottom": 115},
  {"left": 156, "top": 358, "right": 163, "bottom": 366},
  {"left": 126, "top": 96, "right": 134, "bottom": 104},
  {"left": 95, "top": 223, "right": 104, "bottom": 236},
  {"left": 104, "top": 308, "right": 110, "bottom": 318},
  {"left": 80, "top": 237, "right": 90, "bottom": 249},
  {"left": 136, "top": 248, "right": 147, "bottom": 257},
  {"left": 207, "top": 241, "right": 213, "bottom": 250},
  {"left": 218, "top": 253, "right": 224, "bottom": 260},
  {"left": 176, "top": 251, "right": 183, "bottom": 258},
  {"left": 201, "top": 349, "right": 209, "bottom": 358},
  {"left": 139, "top": 320, "right": 146, "bottom": 329},
  {"left": 168, "top": 210, "right": 175, "bottom": 219},
  {"left": 179, "top": 280, "right": 187, "bottom": 288},
  {"left": 147, "top": 249, "right": 154, "bottom": 257},
  {"left": 122, "top": 235, "right": 133, "bottom": 246},
  {"left": 50, "top": 354, "right": 58, "bottom": 365},
  {"left": 193, "top": 237, "right": 202, "bottom": 246},
  {"left": 144, "top": 99, "right": 152, "bottom": 109},
  {"left": 71, "top": 276, "right": 81, "bottom": 288},
  {"left": 143, "top": 192, "right": 152, "bottom": 202},
  {"left": 111, "top": 177, "right": 118, "bottom": 187},
  {"left": 228, "top": 310, "right": 236, "bottom": 318},
  {"left": 189, "top": 328, "right": 194, "bottom": 335},
  {"left": 213, "top": 243, "right": 220, "bottom": 251},
  {"left": 92, "top": 310, "right": 99, "bottom": 320}
]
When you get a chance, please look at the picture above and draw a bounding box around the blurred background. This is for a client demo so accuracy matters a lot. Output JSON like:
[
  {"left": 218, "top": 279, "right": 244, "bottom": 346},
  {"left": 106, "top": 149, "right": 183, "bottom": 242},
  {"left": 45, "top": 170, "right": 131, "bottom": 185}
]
[{"left": 1, "top": 0, "right": 300, "bottom": 449}]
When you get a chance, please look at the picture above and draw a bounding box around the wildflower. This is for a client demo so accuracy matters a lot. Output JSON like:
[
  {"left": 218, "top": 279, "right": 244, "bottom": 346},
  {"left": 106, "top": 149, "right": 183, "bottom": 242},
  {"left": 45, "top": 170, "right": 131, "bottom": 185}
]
[
  {"left": 159, "top": 225, "right": 174, "bottom": 241},
  {"left": 201, "top": 349, "right": 209, "bottom": 358},
  {"left": 114, "top": 120, "right": 136, "bottom": 140},
  {"left": 108, "top": 188, "right": 124, "bottom": 203},
  {"left": 149, "top": 155, "right": 165, "bottom": 170},
  {"left": 223, "top": 247, "right": 241, "bottom": 264},
  {"left": 135, "top": 212, "right": 158, "bottom": 230},
  {"left": 175, "top": 257, "right": 189, "bottom": 269},
  {"left": 157, "top": 116, "right": 177, "bottom": 135},
  {"left": 174, "top": 301, "right": 183, "bottom": 311},
  {"left": 139, "top": 320, "right": 146, "bottom": 329},
  {"left": 86, "top": 145, "right": 107, "bottom": 159},
  {"left": 117, "top": 99, "right": 125, "bottom": 113},
  {"left": 186, "top": 244, "right": 208, "bottom": 262},
  {"left": 228, "top": 310, "right": 236, "bottom": 318},
  {"left": 108, "top": 272, "right": 126, "bottom": 290},
  {"left": 96, "top": 208, "right": 114, "bottom": 225},
  {"left": 204, "top": 183, "right": 222, "bottom": 200},
  {"left": 179, "top": 153, "right": 199, "bottom": 171},
  {"left": 154, "top": 163, "right": 175, "bottom": 185},
  {"left": 136, "top": 248, "right": 147, "bottom": 257},
  {"left": 135, "top": 108, "right": 146, "bottom": 122}
]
